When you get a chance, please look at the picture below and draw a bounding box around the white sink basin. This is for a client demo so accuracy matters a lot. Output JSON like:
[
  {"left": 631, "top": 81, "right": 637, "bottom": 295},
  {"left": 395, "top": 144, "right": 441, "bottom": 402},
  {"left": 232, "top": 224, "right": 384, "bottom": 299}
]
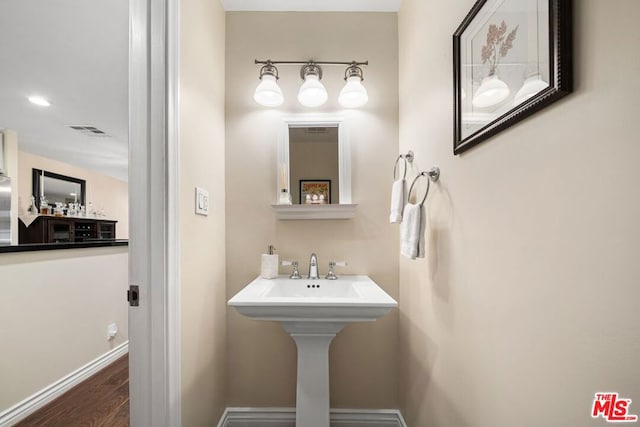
[
  {"left": 228, "top": 275, "right": 397, "bottom": 322},
  {"left": 228, "top": 274, "right": 397, "bottom": 427},
  {"left": 265, "top": 280, "right": 359, "bottom": 298}
]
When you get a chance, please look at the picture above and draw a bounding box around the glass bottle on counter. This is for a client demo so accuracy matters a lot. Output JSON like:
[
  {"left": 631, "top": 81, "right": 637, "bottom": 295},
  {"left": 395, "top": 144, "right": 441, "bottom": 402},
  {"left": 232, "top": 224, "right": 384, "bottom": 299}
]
[
  {"left": 27, "top": 196, "right": 37, "bottom": 214},
  {"left": 67, "top": 202, "right": 79, "bottom": 217},
  {"left": 39, "top": 197, "right": 50, "bottom": 215},
  {"left": 53, "top": 202, "right": 65, "bottom": 217}
]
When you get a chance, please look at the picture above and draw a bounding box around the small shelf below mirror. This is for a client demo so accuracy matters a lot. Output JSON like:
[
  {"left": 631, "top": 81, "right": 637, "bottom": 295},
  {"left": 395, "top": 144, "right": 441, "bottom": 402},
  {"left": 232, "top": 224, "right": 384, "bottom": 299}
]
[{"left": 271, "top": 204, "right": 357, "bottom": 220}]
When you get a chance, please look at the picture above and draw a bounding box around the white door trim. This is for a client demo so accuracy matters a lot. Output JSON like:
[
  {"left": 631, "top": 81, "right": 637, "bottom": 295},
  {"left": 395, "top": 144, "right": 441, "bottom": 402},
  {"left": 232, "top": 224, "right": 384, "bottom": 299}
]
[
  {"left": 129, "top": 0, "right": 181, "bottom": 425},
  {"left": 166, "top": 0, "right": 181, "bottom": 424}
]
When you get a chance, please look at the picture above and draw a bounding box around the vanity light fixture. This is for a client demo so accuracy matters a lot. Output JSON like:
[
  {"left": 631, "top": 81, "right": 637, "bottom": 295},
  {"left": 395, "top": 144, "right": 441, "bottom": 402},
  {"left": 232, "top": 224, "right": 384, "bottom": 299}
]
[
  {"left": 28, "top": 95, "right": 51, "bottom": 107},
  {"left": 298, "top": 63, "right": 328, "bottom": 107},
  {"left": 338, "top": 62, "right": 368, "bottom": 108},
  {"left": 254, "top": 59, "right": 369, "bottom": 108},
  {"left": 254, "top": 61, "right": 284, "bottom": 107}
]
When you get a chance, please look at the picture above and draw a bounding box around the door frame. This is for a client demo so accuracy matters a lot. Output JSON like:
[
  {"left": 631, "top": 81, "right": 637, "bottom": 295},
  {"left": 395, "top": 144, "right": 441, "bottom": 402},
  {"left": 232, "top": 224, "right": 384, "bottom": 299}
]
[{"left": 129, "top": 0, "right": 181, "bottom": 425}]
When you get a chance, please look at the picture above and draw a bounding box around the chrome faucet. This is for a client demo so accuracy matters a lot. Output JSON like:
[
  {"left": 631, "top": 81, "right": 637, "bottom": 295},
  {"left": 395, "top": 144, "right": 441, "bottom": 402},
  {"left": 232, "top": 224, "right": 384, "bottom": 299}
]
[{"left": 308, "top": 253, "right": 319, "bottom": 279}]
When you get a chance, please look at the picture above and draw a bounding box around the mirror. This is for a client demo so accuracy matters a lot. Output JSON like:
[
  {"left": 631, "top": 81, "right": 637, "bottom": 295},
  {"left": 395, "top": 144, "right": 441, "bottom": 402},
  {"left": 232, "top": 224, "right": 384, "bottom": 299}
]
[
  {"left": 289, "top": 126, "right": 338, "bottom": 204},
  {"left": 278, "top": 116, "right": 352, "bottom": 206},
  {"left": 32, "top": 169, "right": 86, "bottom": 209}
]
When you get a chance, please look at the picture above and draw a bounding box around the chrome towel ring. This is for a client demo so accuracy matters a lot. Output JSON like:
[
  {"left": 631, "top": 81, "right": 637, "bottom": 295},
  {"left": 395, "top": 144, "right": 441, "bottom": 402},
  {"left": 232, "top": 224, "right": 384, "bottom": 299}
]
[
  {"left": 407, "top": 167, "right": 440, "bottom": 206},
  {"left": 393, "top": 150, "right": 414, "bottom": 180}
]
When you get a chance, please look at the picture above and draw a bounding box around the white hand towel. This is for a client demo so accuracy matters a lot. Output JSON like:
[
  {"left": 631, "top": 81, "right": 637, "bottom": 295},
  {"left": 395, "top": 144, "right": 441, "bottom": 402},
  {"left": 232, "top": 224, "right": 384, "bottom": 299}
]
[
  {"left": 400, "top": 203, "right": 426, "bottom": 259},
  {"left": 389, "top": 179, "right": 406, "bottom": 223}
]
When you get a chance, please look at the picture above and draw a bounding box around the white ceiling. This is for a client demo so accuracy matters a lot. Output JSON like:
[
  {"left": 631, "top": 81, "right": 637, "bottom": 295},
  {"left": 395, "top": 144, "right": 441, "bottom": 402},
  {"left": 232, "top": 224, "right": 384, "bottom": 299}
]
[
  {"left": 0, "top": 0, "right": 399, "bottom": 184},
  {"left": 222, "top": 0, "right": 403, "bottom": 12},
  {"left": 0, "top": 0, "right": 129, "bottom": 181}
]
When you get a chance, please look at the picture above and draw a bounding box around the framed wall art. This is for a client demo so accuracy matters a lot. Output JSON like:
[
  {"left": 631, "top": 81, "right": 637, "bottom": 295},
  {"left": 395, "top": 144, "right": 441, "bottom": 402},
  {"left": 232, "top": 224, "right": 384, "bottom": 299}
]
[
  {"left": 453, "top": 0, "right": 572, "bottom": 154},
  {"left": 300, "top": 180, "right": 331, "bottom": 204}
]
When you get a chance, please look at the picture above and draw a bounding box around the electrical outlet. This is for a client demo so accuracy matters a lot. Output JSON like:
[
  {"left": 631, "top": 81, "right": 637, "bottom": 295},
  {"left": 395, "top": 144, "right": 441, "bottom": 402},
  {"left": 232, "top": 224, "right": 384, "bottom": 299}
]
[{"left": 195, "top": 187, "right": 209, "bottom": 216}]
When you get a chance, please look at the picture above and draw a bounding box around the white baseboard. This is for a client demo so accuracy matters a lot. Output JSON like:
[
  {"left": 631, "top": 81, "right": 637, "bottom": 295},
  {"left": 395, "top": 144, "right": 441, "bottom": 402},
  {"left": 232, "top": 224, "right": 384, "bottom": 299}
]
[
  {"left": 0, "top": 341, "right": 129, "bottom": 427},
  {"left": 217, "top": 407, "right": 407, "bottom": 427}
]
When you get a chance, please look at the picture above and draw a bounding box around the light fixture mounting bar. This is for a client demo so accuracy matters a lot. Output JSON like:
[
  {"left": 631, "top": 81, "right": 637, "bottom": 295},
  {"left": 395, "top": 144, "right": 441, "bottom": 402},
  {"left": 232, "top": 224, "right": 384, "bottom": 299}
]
[{"left": 255, "top": 59, "right": 368, "bottom": 66}]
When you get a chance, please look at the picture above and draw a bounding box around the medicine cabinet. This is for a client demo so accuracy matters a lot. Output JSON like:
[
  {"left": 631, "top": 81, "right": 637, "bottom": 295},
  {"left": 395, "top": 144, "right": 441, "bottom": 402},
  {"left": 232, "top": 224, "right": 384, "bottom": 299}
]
[{"left": 272, "top": 115, "right": 357, "bottom": 220}]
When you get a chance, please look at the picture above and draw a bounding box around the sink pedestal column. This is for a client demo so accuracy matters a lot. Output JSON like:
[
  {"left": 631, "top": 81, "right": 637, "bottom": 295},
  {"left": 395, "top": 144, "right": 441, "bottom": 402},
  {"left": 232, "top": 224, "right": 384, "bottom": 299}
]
[{"left": 282, "top": 322, "right": 346, "bottom": 427}]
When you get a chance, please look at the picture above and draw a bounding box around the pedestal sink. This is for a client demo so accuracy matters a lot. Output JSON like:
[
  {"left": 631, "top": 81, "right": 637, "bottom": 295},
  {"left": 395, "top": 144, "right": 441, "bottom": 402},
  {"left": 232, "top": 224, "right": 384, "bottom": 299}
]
[{"left": 228, "top": 275, "right": 397, "bottom": 427}]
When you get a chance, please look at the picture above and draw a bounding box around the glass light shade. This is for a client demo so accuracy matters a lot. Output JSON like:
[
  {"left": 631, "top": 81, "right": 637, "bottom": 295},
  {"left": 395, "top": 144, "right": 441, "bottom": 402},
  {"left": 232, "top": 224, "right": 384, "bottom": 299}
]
[
  {"left": 338, "top": 76, "right": 369, "bottom": 108},
  {"left": 254, "top": 74, "right": 284, "bottom": 107},
  {"left": 472, "top": 75, "right": 510, "bottom": 108},
  {"left": 513, "top": 75, "right": 549, "bottom": 105},
  {"left": 297, "top": 74, "right": 328, "bottom": 107}
]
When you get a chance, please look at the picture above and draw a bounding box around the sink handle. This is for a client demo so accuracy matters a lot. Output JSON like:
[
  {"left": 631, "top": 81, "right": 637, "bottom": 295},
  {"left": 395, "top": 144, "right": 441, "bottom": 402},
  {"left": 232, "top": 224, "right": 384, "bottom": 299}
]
[
  {"left": 325, "top": 261, "right": 347, "bottom": 280},
  {"left": 282, "top": 260, "right": 301, "bottom": 279}
]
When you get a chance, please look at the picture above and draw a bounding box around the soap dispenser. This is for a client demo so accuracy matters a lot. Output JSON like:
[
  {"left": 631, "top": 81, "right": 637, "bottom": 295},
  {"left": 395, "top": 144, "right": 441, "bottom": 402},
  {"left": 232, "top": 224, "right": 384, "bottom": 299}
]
[{"left": 261, "top": 245, "right": 279, "bottom": 279}]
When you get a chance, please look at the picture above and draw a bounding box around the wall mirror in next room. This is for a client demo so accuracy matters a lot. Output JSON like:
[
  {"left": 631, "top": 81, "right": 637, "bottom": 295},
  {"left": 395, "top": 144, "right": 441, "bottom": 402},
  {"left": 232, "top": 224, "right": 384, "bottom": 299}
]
[
  {"left": 32, "top": 168, "right": 86, "bottom": 210},
  {"left": 275, "top": 116, "right": 356, "bottom": 220}
]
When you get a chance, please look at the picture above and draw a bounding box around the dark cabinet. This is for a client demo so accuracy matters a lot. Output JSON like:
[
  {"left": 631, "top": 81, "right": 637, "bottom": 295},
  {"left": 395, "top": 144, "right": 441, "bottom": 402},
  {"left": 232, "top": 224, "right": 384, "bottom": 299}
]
[
  {"left": 48, "top": 220, "right": 74, "bottom": 243},
  {"left": 98, "top": 222, "right": 115, "bottom": 239},
  {"left": 19, "top": 216, "right": 117, "bottom": 244}
]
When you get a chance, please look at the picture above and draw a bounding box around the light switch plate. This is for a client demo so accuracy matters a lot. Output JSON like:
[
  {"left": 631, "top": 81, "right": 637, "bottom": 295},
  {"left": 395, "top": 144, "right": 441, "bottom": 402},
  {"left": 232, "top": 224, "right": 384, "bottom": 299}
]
[{"left": 195, "top": 187, "right": 209, "bottom": 216}]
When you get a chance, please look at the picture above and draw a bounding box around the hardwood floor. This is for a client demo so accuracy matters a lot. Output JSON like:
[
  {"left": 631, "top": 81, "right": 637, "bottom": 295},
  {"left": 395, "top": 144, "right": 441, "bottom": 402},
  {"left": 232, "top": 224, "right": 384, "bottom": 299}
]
[{"left": 15, "top": 354, "right": 129, "bottom": 427}]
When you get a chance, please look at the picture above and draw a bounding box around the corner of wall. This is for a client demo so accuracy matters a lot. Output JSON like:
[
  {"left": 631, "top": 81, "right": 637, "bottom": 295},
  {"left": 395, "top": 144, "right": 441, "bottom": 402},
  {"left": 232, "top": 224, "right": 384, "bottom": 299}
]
[{"left": 398, "top": 1, "right": 640, "bottom": 426}]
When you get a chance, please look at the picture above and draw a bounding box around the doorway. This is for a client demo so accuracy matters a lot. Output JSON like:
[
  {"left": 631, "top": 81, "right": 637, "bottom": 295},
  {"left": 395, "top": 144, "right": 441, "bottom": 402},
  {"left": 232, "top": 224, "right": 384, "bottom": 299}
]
[{"left": 0, "top": 0, "right": 132, "bottom": 424}]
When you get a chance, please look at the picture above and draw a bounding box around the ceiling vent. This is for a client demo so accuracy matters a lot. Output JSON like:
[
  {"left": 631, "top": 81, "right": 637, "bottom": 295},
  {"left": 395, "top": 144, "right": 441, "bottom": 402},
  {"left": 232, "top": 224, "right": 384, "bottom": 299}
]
[
  {"left": 305, "top": 127, "right": 327, "bottom": 134},
  {"left": 68, "top": 125, "right": 110, "bottom": 137}
]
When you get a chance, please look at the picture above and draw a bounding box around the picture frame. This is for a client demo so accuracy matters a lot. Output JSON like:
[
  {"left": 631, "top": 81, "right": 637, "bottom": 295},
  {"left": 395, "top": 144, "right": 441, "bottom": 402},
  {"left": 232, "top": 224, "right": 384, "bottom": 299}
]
[
  {"left": 453, "top": 0, "right": 572, "bottom": 154},
  {"left": 300, "top": 180, "right": 331, "bottom": 204}
]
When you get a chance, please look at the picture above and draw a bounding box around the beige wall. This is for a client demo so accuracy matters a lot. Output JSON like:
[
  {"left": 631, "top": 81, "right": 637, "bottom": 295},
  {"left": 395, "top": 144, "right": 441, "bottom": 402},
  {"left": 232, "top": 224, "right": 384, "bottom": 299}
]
[
  {"left": 226, "top": 12, "right": 399, "bottom": 408},
  {"left": 18, "top": 151, "right": 129, "bottom": 239},
  {"left": 398, "top": 1, "right": 640, "bottom": 426},
  {"left": 179, "top": 0, "right": 226, "bottom": 424},
  {"left": 0, "top": 246, "right": 128, "bottom": 411}
]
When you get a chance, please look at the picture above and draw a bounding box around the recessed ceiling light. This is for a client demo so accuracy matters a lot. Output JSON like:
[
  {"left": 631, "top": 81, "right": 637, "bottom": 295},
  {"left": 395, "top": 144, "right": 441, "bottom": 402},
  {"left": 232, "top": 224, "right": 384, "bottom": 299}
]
[{"left": 28, "top": 96, "right": 51, "bottom": 107}]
